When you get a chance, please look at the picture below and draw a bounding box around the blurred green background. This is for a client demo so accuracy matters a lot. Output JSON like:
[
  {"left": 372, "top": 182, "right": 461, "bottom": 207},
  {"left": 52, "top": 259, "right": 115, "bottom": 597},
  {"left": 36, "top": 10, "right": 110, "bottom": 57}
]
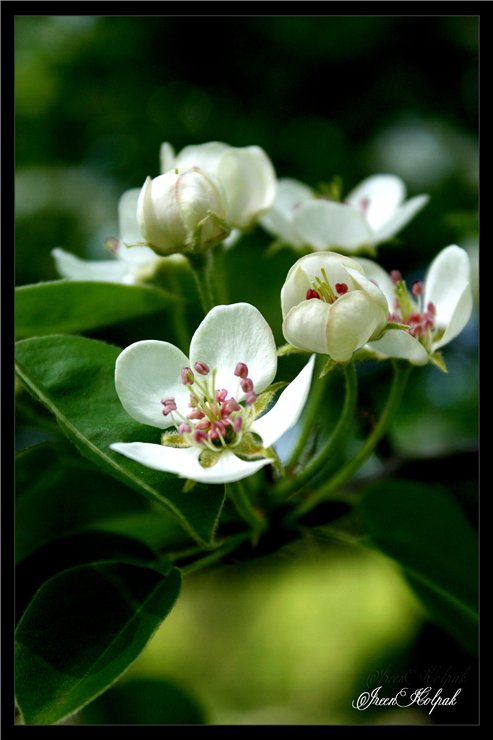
[{"left": 15, "top": 15, "right": 478, "bottom": 724}]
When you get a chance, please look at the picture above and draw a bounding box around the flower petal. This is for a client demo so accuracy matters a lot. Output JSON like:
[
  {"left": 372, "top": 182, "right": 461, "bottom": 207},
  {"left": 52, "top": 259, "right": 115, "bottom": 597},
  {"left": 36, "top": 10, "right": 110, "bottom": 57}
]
[
  {"left": 51, "top": 248, "right": 131, "bottom": 283},
  {"left": 325, "top": 291, "right": 386, "bottom": 362},
  {"left": 115, "top": 340, "right": 190, "bottom": 430},
  {"left": 368, "top": 330, "right": 429, "bottom": 365},
  {"left": 424, "top": 245, "right": 472, "bottom": 327},
  {"left": 189, "top": 303, "right": 277, "bottom": 396},
  {"left": 346, "top": 175, "right": 406, "bottom": 232},
  {"left": 160, "top": 142, "right": 176, "bottom": 173},
  {"left": 282, "top": 299, "right": 331, "bottom": 354},
  {"left": 345, "top": 266, "right": 389, "bottom": 320},
  {"left": 354, "top": 257, "right": 395, "bottom": 309},
  {"left": 173, "top": 141, "right": 230, "bottom": 173},
  {"left": 216, "top": 146, "right": 277, "bottom": 228},
  {"left": 118, "top": 188, "right": 144, "bottom": 246},
  {"left": 281, "top": 251, "right": 364, "bottom": 316},
  {"left": 293, "top": 200, "right": 375, "bottom": 252},
  {"left": 251, "top": 355, "right": 315, "bottom": 448},
  {"left": 373, "top": 194, "right": 429, "bottom": 244},
  {"left": 110, "top": 442, "right": 272, "bottom": 484},
  {"left": 260, "top": 178, "right": 313, "bottom": 247},
  {"left": 433, "top": 285, "right": 473, "bottom": 350}
]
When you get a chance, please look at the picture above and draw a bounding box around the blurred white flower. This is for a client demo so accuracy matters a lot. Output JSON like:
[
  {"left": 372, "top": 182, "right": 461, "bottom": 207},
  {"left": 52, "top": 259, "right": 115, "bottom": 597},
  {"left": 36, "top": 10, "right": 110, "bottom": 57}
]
[
  {"left": 358, "top": 245, "right": 473, "bottom": 366},
  {"left": 161, "top": 141, "right": 277, "bottom": 230},
  {"left": 52, "top": 189, "right": 164, "bottom": 285},
  {"left": 261, "top": 175, "right": 429, "bottom": 254}
]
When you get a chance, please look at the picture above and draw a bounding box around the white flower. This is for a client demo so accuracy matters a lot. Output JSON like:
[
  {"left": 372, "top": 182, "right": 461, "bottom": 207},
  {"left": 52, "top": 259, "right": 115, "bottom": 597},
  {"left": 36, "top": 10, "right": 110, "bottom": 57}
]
[
  {"left": 281, "top": 252, "right": 388, "bottom": 363},
  {"left": 261, "top": 175, "right": 429, "bottom": 254},
  {"left": 52, "top": 189, "right": 164, "bottom": 285},
  {"left": 161, "top": 141, "right": 277, "bottom": 230},
  {"left": 137, "top": 167, "right": 230, "bottom": 256},
  {"left": 110, "top": 303, "right": 315, "bottom": 484},
  {"left": 357, "top": 245, "right": 473, "bottom": 365}
]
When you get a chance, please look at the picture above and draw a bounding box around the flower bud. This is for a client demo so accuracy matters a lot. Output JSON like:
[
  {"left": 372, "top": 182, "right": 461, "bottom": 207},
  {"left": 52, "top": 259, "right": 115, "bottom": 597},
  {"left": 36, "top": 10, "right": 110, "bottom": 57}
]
[
  {"left": 137, "top": 167, "right": 230, "bottom": 255},
  {"left": 281, "top": 252, "right": 388, "bottom": 363}
]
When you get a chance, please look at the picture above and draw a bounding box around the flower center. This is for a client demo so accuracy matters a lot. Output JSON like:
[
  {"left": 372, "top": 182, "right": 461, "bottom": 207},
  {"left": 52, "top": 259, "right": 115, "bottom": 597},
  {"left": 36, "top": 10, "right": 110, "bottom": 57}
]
[
  {"left": 389, "top": 272, "right": 436, "bottom": 346},
  {"left": 160, "top": 360, "right": 258, "bottom": 454},
  {"left": 305, "top": 267, "right": 348, "bottom": 304}
]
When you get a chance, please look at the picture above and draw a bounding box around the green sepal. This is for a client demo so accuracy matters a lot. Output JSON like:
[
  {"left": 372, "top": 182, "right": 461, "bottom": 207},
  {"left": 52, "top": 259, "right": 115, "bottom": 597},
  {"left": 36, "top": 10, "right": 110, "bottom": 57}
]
[
  {"left": 234, "top": 432, "right": 266, "bottom": 460},
  {"left": 277, "top": 343, "right": 309, "bottom": 357},
  {"left": 253, "top": 381, "right": 288, "bottom": 417},
  {"left": 319, "top": 357, "right": 338, "bottom": 378},
  {"left": 160, "top": 432, "right": 190, "bottom": 448},
  {"left": 198, "top": 450, "right": 222, "bottom": 469},
  {"left": 430, "top": 351, "right": 448, "bottom": 373}
]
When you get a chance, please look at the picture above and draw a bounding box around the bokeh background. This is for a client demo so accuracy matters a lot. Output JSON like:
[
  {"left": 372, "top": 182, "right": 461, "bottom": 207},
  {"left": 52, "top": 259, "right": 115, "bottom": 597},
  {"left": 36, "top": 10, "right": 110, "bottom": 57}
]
[{"left": 15, "top": 15, "right": 478, "bottom": 725}]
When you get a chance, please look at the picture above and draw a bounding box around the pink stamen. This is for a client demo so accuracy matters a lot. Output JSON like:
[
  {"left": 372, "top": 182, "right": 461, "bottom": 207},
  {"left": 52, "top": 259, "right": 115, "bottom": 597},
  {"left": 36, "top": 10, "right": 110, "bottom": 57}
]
[
  {"left": 187, "top": 408, "right": 205, "bottom": 420},
  {"left": 161, "top": 397, "right": 177, "bottom": 416},
  {"left": 241, "top": 378, "right": 254, "bottom": 393},
  {"left": 178, "top": 423, "right": 192, "bottom": 434},
  {"left": 210, "top": 421, "right": 226, "bottom": 440},
  {"left": 234, "top": 362, "right": 249, "bottom": 379},
  {"left": 216, "top": 389, "right": 228, "bottom": 402},
  {"left": 306, "top": 288, "right": 320, "bottom": 300},
  {"left": 222, "top": 398, "right": 240, "bottom": 415},
  {"left": 194, "top": 360, "right": 209, "bottom": 375},
  {"left": 181, "top": 367, "right": 194, "bottom": 385},
  {"left": 359, "top": 197, "right": 370, "bottom": 213},
  {"left": 233, "top": 417, "right": 243, "bottom": 433},
  {"left": 412, "top": 281, "right": 424, "bottom": 297},
  {"left": 427, "top": 301, "right": 436, "bottom": 316},
  {"left": 391, "top": 270, "right": 402, "bottom": 284},
  {"left": 194, "top": 430, "right": 208, "bottom": 444},
  {"left": 245, "top": 392, "right": 257, "bottom": 406},
  {"left": 195, "top": 419, "right": 210, "bottom": 431},
  {"left": 335, "top": 283, "right": 348, "bottom": 295}
]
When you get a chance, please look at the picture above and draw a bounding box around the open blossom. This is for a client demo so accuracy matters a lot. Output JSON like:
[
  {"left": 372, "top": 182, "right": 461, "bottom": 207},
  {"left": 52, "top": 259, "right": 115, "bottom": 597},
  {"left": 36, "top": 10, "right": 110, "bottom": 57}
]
[
  {"left": 261, "top": 175, "right": 429, "bottom": 254},
  {"left": 52, "top": 189, "right": 165, "bottom": 284},
  {"left": 160, "top": 141, "right": 277, "bottom": 230},
  {"left": 110, "top": 303, "right": 315, "bottom": 484},
  {"left": 281, "top": 252, "right": 388, "bottom": 362},
  {"left": 357, "top": 245, "right": 473, "bottom": 365},
  {"left": 137, "top": 167, "right": 231, "bottom": 255}
]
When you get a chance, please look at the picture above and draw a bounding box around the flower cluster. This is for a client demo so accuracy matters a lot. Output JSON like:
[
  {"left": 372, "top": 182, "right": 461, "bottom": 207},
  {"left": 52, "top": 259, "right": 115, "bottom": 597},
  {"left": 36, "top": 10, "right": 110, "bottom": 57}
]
[{"left": 53, "top": 139, "right": 473, "bottom": 485}]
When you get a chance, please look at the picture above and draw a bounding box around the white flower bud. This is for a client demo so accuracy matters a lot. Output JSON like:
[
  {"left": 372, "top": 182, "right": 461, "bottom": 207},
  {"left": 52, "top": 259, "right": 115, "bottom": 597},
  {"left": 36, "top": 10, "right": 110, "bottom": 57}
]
[
  {"left": 137, "top": 167, "right": 230, "bottom": 255},
  {"left": 281, "top": 252, "right": 389, "bottom": 362},
  {"left": 160, "top": 141, "right": 277, "bottom": 229}
]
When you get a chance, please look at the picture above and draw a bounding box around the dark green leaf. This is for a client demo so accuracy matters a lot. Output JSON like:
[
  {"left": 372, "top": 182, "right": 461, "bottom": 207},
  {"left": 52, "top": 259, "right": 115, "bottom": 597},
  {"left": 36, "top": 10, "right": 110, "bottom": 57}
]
[
  {"left": 16, "top": 563, "right": 182, "bottom": 725},
  {"left": 16, "top": 336, "right": 225, "bottom": 545},
  {"left": 76, "top": 677, "right": 206, "bottom": 724},
  {"left": 358, "top": 480, "right": 478, "bottom": 654},
  {"left": 16, "top": 280, "right": 178, "bottom": 339},
  {"left": 16, "top": 531, "right": 159, "bottom": 622}
]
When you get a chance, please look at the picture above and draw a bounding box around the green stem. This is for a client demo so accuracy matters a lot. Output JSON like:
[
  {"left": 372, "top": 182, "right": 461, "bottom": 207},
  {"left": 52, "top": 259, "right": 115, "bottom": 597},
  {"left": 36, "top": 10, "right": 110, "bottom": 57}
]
[
  {"left": 187, "top": 251, "right": 216, "bottom": 313},
  {"left": 226, "top": 481, "right": 268, "bottom": 543},
  {"left": 274, "top": 362, "right": 358, "bottom": 501},
  {"left": 287, "top": 361, "right": 411, "bottom": 523},
  {"left": 181, "top": 531, "right": 251, "bottom": 575},
  {"left": 286, "top": 355, "right": 331, "bottom": 470}
]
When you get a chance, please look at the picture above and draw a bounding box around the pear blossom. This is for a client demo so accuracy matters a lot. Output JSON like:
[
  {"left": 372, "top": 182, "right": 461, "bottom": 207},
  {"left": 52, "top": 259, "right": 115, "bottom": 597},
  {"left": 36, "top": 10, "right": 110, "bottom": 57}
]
[
  {"left": 137, "top": 166, "right": 231, "bottom": 256},
  {"left": 281, "top": 252, "right": 389, "bottom": 362},
  {"left": 52, "top": 189, "right": 165, "bottom": 285},
  {"left": 357, "top": 245, "right": 473, "bottom": 365},
  {"left": 261, "top": 175, "right": 429, "bottom": 254},
  {"left": 110, "top": 303, "right": 315, "bottom": 484},
  {"left": 160, "top": 141, "right": 277, "bottom": 230}
]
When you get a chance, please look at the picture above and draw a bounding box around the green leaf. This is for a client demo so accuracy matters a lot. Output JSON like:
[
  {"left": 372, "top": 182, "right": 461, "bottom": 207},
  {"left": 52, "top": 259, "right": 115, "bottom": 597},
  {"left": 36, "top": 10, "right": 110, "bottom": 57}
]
[
  {"left": 16, "top": 531, "right": 159, "bottom": 622},
  {"left": 16, "top": 563, "right": 182, "bottom": 725},
  {"left": 77, "top": 677, "right": 207, "bottom": 724},
  {"left": 358, "top": 480, "right": 478, "bottom": 654},
  {"left": 15, "top": 336, "right": 225, "bottom": 545},
  {"left": 16, "top": 280, "right": 178, "bottom": 339}
]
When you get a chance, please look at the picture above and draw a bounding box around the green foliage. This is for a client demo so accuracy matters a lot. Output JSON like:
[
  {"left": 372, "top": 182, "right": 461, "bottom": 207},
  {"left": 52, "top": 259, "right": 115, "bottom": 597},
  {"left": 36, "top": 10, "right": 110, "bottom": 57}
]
[
  {"left": 16, "top": 281, "right": 178, "bottom": 338},
  {"left": 16, "top": 335, "right": 225, "bottom": 545},
  {"left": 16, "top": 564, "right": 181, "bottom": 724},
  {"left": 358, "top": 480, "right": 478, "bottom": 654}
]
